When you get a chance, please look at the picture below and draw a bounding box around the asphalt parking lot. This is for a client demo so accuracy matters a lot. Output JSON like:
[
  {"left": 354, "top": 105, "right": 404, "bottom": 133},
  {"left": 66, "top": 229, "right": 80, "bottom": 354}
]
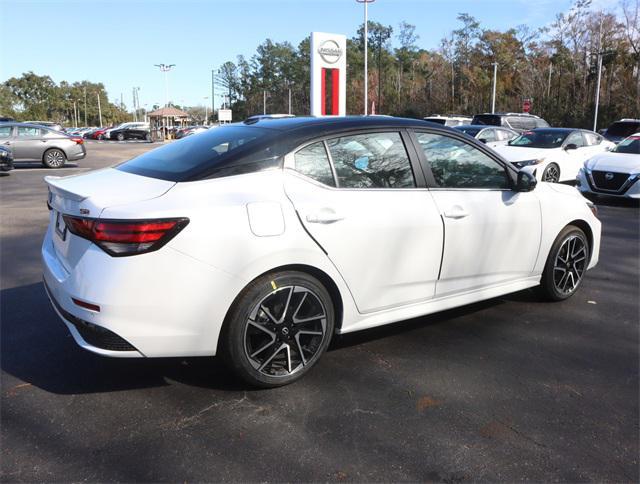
[{"left": 1, "top": 141, "right": 638, "bottom": 482}]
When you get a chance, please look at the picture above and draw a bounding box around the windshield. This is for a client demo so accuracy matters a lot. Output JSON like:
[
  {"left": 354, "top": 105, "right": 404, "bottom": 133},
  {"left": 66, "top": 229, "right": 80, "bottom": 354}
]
[
  {"left": 613, "top": 136, "right": 640, "bottom": 154},
  {"left": 607, "top": 122, "right": 640, "bottom": 137},
  {"left": 509, "top": 130, "right": 569, "bottom": 149},
  {"left": 117, "top": 125, "right": 274, "bottom": 181},
  {"left": 454, "top": 126, "right": 482, "bottom": 136}
]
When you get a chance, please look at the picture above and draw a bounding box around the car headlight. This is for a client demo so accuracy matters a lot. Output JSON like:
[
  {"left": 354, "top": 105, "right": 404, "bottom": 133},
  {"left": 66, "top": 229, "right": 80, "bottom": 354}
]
[{"left": 514, "top": 158, "right": 544, "bottom": 168}]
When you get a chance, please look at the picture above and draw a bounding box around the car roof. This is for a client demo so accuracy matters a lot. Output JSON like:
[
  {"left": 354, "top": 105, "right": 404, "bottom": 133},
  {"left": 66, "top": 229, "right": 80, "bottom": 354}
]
[
  {"left": 241, "top": 115, "right": 436, "bottom": 131},
  {"left": 0, "top": 122, "right": 57, "bottom": 129}
]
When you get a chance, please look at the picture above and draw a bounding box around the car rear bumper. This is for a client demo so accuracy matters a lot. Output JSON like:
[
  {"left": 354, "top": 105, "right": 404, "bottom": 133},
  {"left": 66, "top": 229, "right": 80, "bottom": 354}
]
[{"left": 41, "top": 225, "right": 244, "bottom": 358}]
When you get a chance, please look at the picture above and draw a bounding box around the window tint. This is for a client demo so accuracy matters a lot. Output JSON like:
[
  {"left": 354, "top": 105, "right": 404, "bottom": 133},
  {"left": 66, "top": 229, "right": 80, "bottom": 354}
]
[
  {"left": 415, "top": 132, "right": 509, "bottom": 189},
  {"left": 0, "top": 126, "right": 12, "bottom": 138},
  {"left": 293, "top": 142, "right": 335, "bottom": 187},
  {"left": 326, "top": 132, "right": 415, "bottom": 189},
  {"left": 565, "top": 131, "right": 586, "bottom": 148},
  {"left": 17, "top": 126, "right": 43, "bottom": 137},
  {"left": 471, "top": 114, "right": 501, "bottom": 126},
  {"left": 117, "top": 125, "right": 274, "bottom": 181},
  {"left": 584, "top": 132, "right": 602, "bottom": 146}
]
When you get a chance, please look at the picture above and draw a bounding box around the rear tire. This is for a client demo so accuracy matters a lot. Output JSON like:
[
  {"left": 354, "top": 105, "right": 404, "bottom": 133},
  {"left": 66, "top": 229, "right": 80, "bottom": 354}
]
[
  {"left": 538, "top": 225, "right": 589, "bottom": 301},
  {"left": 221, "top": 271, "right": 335, "bottom": 388},
  {"left": 144, "top": 132, "right": 151, "bottom": 141},
  {"left": 42, "top": 148, "right": 66, "bottom": 168}
]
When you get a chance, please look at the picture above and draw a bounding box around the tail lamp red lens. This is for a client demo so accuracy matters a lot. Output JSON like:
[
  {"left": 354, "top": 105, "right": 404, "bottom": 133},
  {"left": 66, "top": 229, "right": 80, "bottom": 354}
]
[
  {"left": 62, "top": 216, "right": 189, "bottom": 256},
  {"left": 71, "top": 137, "right": 84, "bottom": 145}
]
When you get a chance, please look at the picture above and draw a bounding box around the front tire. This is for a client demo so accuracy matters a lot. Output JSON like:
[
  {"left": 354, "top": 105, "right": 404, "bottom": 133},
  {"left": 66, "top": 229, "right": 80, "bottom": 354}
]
[
  {"left": 117, "top": 133, "right": 125, "bottom": 141},
  {"left": 42, "top": 148, "right": 66, "bottom": 168},
  {"left": 542, "top": 163, "right": 560, "bottom": 183},
  {"left": 222, "top": 271, "right": 335, "bottom": 388},
  {"left": 539, "top": 225, "right": 589, "bottom": 301}
]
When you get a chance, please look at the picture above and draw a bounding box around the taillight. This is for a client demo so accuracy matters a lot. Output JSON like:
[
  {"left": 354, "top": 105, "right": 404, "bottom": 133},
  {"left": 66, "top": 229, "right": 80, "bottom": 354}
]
[
  {"left": 72, "top": 137, "right": 84, "bottom": 144},
  {"left": 62, "top": 216, "right": 189, "bottom": 256}
]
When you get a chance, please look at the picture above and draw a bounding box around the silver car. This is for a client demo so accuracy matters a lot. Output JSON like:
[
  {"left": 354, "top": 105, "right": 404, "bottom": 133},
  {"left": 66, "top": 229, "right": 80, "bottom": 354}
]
[{"left": 0, "top": 123, "right": 86, "bottom": 168}]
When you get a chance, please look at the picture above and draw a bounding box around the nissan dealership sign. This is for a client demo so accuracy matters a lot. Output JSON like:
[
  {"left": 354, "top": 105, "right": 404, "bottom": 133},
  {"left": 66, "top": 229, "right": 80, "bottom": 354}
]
[
  {"left": 317, "top": 40, "right": 343, "bottom": 64},
  {"left": 310, "top": 32, "right": 347, "bottom": 116}
]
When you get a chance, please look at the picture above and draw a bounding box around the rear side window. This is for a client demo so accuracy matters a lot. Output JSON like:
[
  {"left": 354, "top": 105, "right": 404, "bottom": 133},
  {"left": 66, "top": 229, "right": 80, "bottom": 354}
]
[
  {"left": 415, "top": 132, "right": 509, "bottom": 189},
  {"left": 117, "top": 125, "right": 273, "bottom": 181},
  {"left": 0, "top": 126, "right": 12, "bottom": 138},
  {"left": 293, "top": 142, "right": 335, "bottom": 187},
  {"left": 326, "top": 132, "right": 415, "bottom": 189},
  {"left": 507, "top": 117, "right": 527, "bottom": 130},
  {"left": 478, "top": 129, "right": 497, "bottom": 142},
  {"left": 471, "top": 114, "right": 500, "bottom": 126},
  {"left": 535, "top": 118, "right": 550, "bottom": 128}
]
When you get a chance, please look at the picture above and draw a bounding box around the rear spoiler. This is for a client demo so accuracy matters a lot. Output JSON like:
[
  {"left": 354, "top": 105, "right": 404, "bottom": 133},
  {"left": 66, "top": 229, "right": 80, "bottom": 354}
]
[{"left": 44, "top": 176, "right": 88, "bottom": 202}]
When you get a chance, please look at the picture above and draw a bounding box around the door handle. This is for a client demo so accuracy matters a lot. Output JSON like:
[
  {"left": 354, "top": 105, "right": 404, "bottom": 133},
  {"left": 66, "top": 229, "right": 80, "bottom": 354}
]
[
  {"left": 306, "top": 209, "right": 344, "bottom": 224},
  {"left": 443, "top": 206, "right": 469, "bottom": 219},
  {"left": 3, "top": 142, "right": 9, "bottom": 145}
]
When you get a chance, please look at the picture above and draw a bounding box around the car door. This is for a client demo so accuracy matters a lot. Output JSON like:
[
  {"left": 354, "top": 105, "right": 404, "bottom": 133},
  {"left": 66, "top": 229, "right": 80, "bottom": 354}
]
[
  {"left": 561, "top": 131, "right": 591, "bottom": 180},
  {"left": 0, "top": 125, "right": 13, "bottom": 154},
  {"left": 11, "top": 126, "right": 46, "bottom": 160},
  {"left": 283, "top": 130, "right": 444, "bottom": 314},
  {"left": 412, "top": 130, "right": 542, "bottom": 296}
]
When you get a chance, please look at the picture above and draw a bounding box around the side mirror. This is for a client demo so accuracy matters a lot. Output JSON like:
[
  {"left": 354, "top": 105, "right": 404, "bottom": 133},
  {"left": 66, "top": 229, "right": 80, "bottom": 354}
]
[
  {"left": 516, "top": 170, "right": 537, "bottom": 192},
  {"left": 478, "top": 138, "right": 488, "bottom": 144},
  {"left": 564, "top": 143, "right": 578, "bottom": 151}
]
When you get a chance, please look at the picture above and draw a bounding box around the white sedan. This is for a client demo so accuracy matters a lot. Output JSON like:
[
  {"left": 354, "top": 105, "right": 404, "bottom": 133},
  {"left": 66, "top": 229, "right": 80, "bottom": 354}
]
[
  {"left": 42, "top": 117, "right": 601, "bottom": 387},
  {"left": 493, "top": 128, "right": 615, "bottom": 183},
  {"left": 577, "top": 133, "right": 640, "bottom": 199},
  {"left": 453, "top": 124, "right": 518, "bottom": 149}
]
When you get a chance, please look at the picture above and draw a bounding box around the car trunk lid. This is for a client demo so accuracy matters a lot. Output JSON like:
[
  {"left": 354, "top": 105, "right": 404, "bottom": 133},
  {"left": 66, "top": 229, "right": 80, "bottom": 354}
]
[{"left": 45, "top": 168, "right": 176, "bottom": 270}]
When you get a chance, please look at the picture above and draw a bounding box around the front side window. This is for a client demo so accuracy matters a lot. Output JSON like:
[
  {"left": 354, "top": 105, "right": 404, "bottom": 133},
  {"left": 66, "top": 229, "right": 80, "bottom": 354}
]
[
  {"left": 415, "top": 132, "right": 509, "bottom": 189},
  {"left": 478, "top": 129, "right": 497, "bottom": 142},
  {"left": 565, "top": 131, "right": 586, "bottom": 148},
  {"left": 613, "top": 136, "right": 640, "bottom": 154},
  {"left": 0, "top": 126, "right": 12, "bottom": 138},
  {"left": 326, "top": 132, "right": 415, "bottom": 189},
  {"left": 17, "top": 127, "right": 42, "bottom": 137},
  {"left": 583, "top": 132, "right": 602, "bottom": 146},
  {"left": 293, "top": 142, "right": 335, "bottom": 187}
]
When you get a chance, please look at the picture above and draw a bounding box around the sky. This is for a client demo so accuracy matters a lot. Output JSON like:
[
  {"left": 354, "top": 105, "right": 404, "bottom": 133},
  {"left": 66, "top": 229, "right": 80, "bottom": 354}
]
[{"left": 1, "top": 0, "right": 600, "bottom": 110}]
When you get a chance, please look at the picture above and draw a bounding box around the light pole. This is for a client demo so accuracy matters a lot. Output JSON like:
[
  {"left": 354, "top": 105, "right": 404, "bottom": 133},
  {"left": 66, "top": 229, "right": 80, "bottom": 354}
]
[
  {"left": 204, "top": 96, "right": 209, "bottom": 125},
  {"left": 356, "top": 0, "right": 375, "bottom": 115},
  {"left": 97, "top": 92, "right": 103, "bottom": 126},
  {"left": 211, "top": 69, "right": 215, "bottom": 123},
  {"left": 154, "top": 63, "right": 175, "bottom": 107},
  {"left": 491, "top": 62, "right": 498, "bottom": 114}
]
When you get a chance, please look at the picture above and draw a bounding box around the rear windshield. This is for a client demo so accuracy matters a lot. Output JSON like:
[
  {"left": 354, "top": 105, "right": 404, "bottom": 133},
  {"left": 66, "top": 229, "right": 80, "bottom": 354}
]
[
  {"left": 607, "top": 121, "right": 640, "bottom": 137},
  {"left": 613, "top": 136, "right": 640, "bottom": 154},
  {"left": 510, "top": 130, "right": 569, "bottom": 149},
  {"left": 471, "top": 114, "right": 500, "bottom": 126},
  {"left": 424, "top": 118, "right": 447, "bottom": 125},
  {"left": 117, "top": 125, "right": 276, "bottom": 182}
]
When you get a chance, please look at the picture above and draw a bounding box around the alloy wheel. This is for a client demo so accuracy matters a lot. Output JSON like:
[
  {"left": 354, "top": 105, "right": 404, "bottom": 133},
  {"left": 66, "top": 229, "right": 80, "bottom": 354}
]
[
  {"left": 243, "top": 285, "right": 328, "bottom": 378},
  {"left": 45, "top": 150, "right": 65, "bottom": 167},
  {"left": 543, "top": 165, "right": 560, "bottom": 183},
  {"left": 553, "top": 234, "right": 587, "bottom": 295}
]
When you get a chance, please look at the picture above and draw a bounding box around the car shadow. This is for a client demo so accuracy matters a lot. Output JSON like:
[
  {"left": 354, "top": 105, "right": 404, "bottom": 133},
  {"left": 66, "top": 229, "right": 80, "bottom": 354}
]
[
  {"left": 10, "top": 162, "right": 80, "bottom": 170},
  {"left": 1, "top": 280, "right": 533, "bottom": 395}
]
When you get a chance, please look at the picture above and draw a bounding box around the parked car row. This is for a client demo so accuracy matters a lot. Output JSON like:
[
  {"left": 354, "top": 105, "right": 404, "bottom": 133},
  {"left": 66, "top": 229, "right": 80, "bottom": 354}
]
[{"left": 65, "top": 122, "right": 151, "bottom": 141}]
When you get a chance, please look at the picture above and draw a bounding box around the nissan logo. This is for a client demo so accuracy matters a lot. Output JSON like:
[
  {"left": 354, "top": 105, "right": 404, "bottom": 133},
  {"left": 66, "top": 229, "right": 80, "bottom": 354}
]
[
  {"left": 317, "top": 40, "right": 343, "bottom": 64},
  {"left": 605, "top": 172, "right": 614, "bottom": 181}
]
